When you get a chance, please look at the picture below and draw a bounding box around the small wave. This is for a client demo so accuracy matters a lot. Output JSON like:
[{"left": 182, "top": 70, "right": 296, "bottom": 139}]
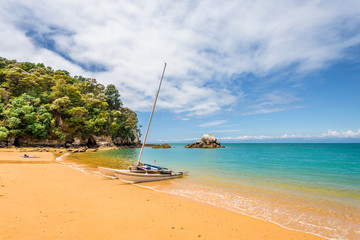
[
  {"left": 56, "top": 153, "right": 105, "bottom": 177},
  {"left": 55, "top": 153, "right": 357, "bottom": 240},
  {"left": 136, "top": 181, "right": 359, "bottom": 240},
  {"left": 298, "top": 221, "right": 338, "bottom": 231}
]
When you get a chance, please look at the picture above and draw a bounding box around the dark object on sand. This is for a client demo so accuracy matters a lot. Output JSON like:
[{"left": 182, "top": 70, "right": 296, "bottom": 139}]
[{"left": 21, "top": 154, "right": 37, "bottom": 158}]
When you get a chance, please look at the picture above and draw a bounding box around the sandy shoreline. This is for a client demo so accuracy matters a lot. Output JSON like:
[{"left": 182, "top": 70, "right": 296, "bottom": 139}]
[{"left": 0, "top": 149, "right": 324, "bottom": 239}]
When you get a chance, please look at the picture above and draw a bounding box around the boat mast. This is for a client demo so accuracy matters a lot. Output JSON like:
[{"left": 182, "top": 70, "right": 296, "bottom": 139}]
[{"left": 136, "top": 63, "right": 167, "bottom": 166}]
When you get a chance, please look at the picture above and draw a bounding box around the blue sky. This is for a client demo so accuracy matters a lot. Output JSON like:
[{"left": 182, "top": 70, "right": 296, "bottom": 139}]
[
  {"left": 1, "top": 0, "right": 360, "bottom": 143},
  {"left": 138, "top": 58, "right": 360, "bottom": 143}
]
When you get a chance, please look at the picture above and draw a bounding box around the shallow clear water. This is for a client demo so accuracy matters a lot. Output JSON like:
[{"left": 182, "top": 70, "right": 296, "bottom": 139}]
[{"left": 63, "top": 143, "right": 360, "bottom": 239}]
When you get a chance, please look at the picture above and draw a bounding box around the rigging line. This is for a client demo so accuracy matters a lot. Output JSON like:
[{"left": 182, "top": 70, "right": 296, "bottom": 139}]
[{"left": 136, "top": 63, "right": 167, "bottom": 165}]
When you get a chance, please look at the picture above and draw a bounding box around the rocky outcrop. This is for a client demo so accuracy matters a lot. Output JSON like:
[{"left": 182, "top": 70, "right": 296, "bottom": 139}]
[
  {"left": 113, "top": 129, "right": 141, "bottom": 146},
  {"left": 10, "top": 138, "right": 66, "bottom": 148},
  {"left": 0, "top": 141, "right": 7, "bottom": 147},
  {"left": 67, "top": 146, "right": 88, "bottom": 153},
  {"left": 201, "top": 133, "right": 217, "bottom": 143},
  {"left": 1, "top": 131, "right": 140, "bottom": 149},
  {"left": 151, "top": 143, "right": 171, "bottom": 149},
  {"left": 93, "top": 135, "right": 115, "bottom": 147},
  {"left": 1, "top": 113, "right": 140, "bottom": 149},
  {"left": 185, "top": 134, "right": 225, "bottom": 148}
]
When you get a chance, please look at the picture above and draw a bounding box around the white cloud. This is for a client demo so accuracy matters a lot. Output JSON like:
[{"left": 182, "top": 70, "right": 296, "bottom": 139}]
[
  {"left": 1, "top": 0, "right": 360, "bottom": 116},
  {"left": 199, "top": 120, "right": 227, "bottom": 128},
  {"left": 242, "top": 90, "right": 303, "bottom": 115},
  {"left": 319, "top": 129, "right": 360, "bottom": 138},
  {"left": 218, "top": 129, "right": 360, "bottom": 141}
]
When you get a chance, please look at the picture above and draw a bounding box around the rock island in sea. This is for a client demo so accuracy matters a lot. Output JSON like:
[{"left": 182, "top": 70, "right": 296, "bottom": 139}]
[
  {"left": 151, "top": 143, "right": 171, "bottom": 148},
  {"left": 185, "top": 134, "right": 225, "bottom": 148}
]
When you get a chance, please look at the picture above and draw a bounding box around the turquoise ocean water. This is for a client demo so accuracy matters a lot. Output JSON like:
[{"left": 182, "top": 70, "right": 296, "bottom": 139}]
[{"left": 64, "top": 143, "right": 360, "bottom": 239}]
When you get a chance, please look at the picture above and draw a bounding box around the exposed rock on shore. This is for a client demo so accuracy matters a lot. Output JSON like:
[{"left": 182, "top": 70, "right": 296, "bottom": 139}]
[
  {"left": 151, "top": 143, "right": 171, "bottom": 149},
  {"left": 0, "top": 131, "right": 140, "bottom": 149},
  {"left": 185, "top": 134, "right": 225, "bottom": 148}
]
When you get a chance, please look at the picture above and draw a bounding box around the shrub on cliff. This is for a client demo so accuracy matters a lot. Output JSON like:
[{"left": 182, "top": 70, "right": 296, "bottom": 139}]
[{"left": 0, "top": 126, "right": 9, "bottom": 140}]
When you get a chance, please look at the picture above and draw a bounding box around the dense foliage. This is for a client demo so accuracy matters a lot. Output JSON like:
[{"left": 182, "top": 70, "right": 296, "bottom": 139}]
[{"left": 0, "top": 57, "right": 140, "bottom": 143}]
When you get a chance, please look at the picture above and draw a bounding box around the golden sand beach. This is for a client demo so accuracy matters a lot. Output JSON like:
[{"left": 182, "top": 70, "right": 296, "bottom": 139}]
[{"left": 0, "top": 149, "right": 324, "bottom": 240}]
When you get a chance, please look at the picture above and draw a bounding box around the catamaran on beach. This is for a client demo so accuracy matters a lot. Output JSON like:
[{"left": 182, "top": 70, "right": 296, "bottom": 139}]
[{"left": 99, "top": 63, "right": 188, "bottom": 183}]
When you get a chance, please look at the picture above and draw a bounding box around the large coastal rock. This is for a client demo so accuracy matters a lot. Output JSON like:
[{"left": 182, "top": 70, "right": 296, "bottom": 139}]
[
  {"left": 113, "top": 129, "right": 141, "bottom": 146},
  {"left": 152, "top": 143, "right": 171, "bottom": 149},
  {"left": 185, "top": 134, "right": 225, "bottom": 148},
  {"left": 201, "top": 134, "right": 217, "bottom": 143},
  {"left": 93, "top": 135, "right": 115, "bottom": 147}
]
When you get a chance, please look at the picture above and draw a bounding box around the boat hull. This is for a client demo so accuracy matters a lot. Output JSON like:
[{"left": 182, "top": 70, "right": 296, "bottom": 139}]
[{"left": 113, "top": 170, "right": 187, "bottom": 183}]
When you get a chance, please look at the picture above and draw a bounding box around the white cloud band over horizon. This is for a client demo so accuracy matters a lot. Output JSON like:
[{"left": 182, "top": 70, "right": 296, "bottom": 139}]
[
  {"left": 185, "top": 129, "right": 360, "bottom": 142},
  {"left": 1, "top": 0, "right": 360, "bottom": 117}
]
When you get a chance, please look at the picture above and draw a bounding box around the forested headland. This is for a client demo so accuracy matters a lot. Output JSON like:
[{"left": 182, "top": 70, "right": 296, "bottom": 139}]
[{"left": 0, "top": 57, "right": 140, "bottom": 148}]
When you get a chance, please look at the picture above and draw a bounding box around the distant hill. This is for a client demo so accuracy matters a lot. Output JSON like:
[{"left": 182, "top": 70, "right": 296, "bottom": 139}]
[{"left": 0, "top": 57, "right": 140, "bottom": 148}]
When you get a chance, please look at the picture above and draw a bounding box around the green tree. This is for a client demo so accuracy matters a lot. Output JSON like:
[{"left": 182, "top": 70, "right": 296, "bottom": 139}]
[
  {"left": 66, "top": 107, "right": 93, "bottom": 138},
  {"left": 0, "top": 88, "right": 11, "bottom": 102},
  {"left": 28, "top": 123, "right": 47, "bottom": 139},
  {"left": 3, "top": 93, "right": 51, "bottom": 139},
  {"left": 50, "top": 79, "right": 83, "bottom": 105},
  {"left": 19, "top": 62, "right": 36, "bottom": 72},
  {"left": 0, "top": 104, "right": 4, "bottom": 120},
  {"left": 105, "top": 84, "right": 122, "bottom": 110},
  {"left": 4, "top": 94, "right": 38, "bottom": 136},
  {"left": 0, "top": 126, "right": 9, "bottom": 140},
  {"left": 50, "top": 96, "right": 72, "bottom": 116}
]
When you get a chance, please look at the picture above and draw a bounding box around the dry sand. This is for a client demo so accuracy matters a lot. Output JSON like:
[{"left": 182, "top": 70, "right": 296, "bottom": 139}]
[{"left": 0, "top": 149, "right": 324, "bottom": 240}]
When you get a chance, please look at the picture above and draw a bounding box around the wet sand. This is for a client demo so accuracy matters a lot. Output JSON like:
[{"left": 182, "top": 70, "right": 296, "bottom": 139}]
[{"left": 0, "top": 149, "right": 324, "bottom": 239}]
